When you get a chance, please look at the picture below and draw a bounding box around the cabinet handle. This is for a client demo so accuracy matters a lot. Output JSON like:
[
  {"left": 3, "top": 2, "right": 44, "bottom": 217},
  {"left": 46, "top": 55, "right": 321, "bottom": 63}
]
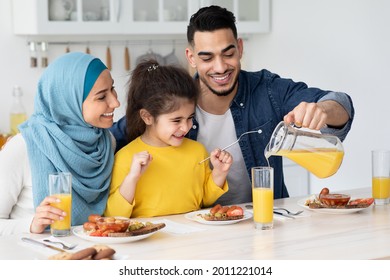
[
  {"left": 124, "top": 46, "right": 130, "bottom": 71},
  {"left": 114, "top": 0, "right": 121, "bottom": 22},
  {"left": 106, "top": 46, "right": 112, "bottom": 70}
]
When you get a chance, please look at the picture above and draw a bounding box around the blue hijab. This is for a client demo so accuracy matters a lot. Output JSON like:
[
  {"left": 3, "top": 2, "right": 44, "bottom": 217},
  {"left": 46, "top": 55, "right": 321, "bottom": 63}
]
[{"left": 19, "top": 52, "right": 114, "bottom": 226}]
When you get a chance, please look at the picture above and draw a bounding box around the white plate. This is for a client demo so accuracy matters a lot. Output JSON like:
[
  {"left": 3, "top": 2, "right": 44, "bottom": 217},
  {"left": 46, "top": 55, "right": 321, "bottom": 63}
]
[
  {"left": 184, "top": 209, "right": 252, "bottom": 225},
  {"left": 72, "top": 226, "right": 159, "bottom": 244},
  {"left": 297, "top": 198, "right": 373, "bottom": 214}
]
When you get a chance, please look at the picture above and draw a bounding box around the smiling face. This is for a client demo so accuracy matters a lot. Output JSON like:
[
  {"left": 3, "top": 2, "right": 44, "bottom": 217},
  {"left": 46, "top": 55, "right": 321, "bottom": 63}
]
[
  {"left": 141, "top": 98, "right": 195, "bottom": 147},
  {"left": 186, "top": 28, "right": 243, "bottom": 97},
  {"left": 82, "top": 69, "right": 120, "bottom": 128}
]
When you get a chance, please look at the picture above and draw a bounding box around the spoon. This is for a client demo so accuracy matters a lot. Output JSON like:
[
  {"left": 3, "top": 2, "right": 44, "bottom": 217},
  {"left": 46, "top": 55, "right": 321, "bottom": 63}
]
[
  {"left": 199, "top": 129, "right": 263, "bottom": 164},
  {"left": 43, "top": 239, "right": 77, "bottom": 250}
]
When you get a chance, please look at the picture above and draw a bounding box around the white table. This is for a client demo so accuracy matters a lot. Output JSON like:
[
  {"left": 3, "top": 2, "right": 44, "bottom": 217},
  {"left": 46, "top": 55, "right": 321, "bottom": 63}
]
[{"left": 0, "top": 188, "right": 389, "bottom": 260}]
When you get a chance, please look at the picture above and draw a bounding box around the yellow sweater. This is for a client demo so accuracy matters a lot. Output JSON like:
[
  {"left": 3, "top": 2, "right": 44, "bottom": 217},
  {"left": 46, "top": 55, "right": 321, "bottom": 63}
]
[{"left": 105, "top": 137, "right": 228, "bottom": 218}]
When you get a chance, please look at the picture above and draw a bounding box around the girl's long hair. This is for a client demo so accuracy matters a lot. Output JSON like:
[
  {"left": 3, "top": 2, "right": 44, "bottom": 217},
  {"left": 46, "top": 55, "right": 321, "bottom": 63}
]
[{"left": 125, "top": 59, "right": 199, "bottom": 142}]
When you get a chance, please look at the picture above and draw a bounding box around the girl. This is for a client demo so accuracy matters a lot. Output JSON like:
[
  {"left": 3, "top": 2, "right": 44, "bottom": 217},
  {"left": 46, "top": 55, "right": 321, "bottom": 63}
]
[
  {"left": 0, "top": 52, "right": 120, "bottom": 235},
  {"left": 105, "top": 60, "right": 233, "bottom": 218}
]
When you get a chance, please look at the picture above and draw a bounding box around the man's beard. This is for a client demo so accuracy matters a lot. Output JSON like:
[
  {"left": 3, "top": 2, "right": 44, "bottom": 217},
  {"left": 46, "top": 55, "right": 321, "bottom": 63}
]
[{"left": 200, "top": 75, "right": 238, "bottom": 97}]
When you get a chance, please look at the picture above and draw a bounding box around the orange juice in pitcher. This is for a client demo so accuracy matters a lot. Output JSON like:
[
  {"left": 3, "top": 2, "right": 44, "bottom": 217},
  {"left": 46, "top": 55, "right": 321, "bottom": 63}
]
[{"left": 265, "top": 122, "right": 344, "bottom": 178}]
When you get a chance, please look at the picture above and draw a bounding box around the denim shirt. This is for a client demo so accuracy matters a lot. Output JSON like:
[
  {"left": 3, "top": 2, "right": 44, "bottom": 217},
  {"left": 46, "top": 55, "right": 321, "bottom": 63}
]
[{"left": 110, "top": 69, "right": 354, "bottom": 200}]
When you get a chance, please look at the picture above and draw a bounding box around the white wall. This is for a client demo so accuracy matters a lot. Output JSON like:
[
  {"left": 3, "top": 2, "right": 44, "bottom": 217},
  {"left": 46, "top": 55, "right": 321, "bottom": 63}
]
[
  {"left": 1, "top": 0, "right": 390, "bottom": 194},
  {"left": 243, "top": 0, "right": 390, "bottom": 194}
]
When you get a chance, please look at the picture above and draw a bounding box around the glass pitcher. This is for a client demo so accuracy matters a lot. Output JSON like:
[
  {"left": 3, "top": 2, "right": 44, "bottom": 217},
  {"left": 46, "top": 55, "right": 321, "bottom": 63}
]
[{"left": 265, "top": 121, "right": 344, "bottom": 178}]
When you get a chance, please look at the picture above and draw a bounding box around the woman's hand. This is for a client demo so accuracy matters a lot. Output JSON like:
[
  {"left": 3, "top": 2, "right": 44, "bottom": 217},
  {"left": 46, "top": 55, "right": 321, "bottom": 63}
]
[{"left": 30, "top": 196, "right": 67, "bottom": 234}]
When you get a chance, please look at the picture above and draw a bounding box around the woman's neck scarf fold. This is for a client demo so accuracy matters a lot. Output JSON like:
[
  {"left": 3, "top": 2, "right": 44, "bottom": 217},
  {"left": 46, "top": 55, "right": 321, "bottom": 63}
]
[{"left": 19, "top": 52, "right": 114, "bottom": 226}]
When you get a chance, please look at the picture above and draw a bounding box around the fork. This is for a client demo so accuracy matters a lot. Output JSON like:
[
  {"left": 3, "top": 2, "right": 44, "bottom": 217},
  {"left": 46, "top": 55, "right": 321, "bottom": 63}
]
[
  {"left": 273, "top": 207, "right": 303, "bottom": 216},
  {"left": 199, "top": 129, "right": 263, "bottom": 164},
  {"left": 43, "top": 239, "right": 77, "bottom": 250}
]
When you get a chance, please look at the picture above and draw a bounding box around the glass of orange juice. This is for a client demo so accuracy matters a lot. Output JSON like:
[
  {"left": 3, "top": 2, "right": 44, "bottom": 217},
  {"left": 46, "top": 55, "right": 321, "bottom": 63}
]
[
  {"left": 251, "top": 167, "right": 274, "bottom": 230},
  {"left": 372, "top": 150, "right": 390, "bottom": 205},
  {"left": 49, "top": 172, "right": 72, "bottom": 236}
]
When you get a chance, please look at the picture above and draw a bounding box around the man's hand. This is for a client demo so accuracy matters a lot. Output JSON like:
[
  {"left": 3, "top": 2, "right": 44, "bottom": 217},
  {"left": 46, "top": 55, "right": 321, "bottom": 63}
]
[{"left": 284, "top": 100, "right": 349, "bottom": 130}]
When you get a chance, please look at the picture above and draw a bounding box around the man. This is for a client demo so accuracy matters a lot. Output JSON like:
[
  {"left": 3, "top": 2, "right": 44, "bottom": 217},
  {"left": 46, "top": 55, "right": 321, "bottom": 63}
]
[{"left": 111, "top": 5, "right": 354, "bottom": 205}]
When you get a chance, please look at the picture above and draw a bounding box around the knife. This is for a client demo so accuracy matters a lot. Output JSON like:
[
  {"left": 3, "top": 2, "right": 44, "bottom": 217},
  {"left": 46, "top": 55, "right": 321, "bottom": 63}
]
[
  {"left": 245, "top": 205, "right": 295, "bottom": 219},
  {"left": 21, "top": 237, "right": 66, "bottom": 252}
]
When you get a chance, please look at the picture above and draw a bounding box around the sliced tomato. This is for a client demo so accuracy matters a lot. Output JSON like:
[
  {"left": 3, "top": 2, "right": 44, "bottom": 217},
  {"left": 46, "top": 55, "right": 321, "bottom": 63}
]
[
  {"left": 89, "top": 229, "right": 104, "bottom": 237},
  {"left": 349, "top": 198, "right": 374, "bottom": 206},
  {"left": 227, "top": 206, "right": 244, "bottom": 217},
  {"left": 101, "top": 230, "right": 115, "bottom": 237}
]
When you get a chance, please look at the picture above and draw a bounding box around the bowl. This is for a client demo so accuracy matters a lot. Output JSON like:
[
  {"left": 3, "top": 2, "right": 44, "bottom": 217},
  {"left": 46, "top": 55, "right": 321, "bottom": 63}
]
[
  {"left": 96, "top": 217, "right": 130, "bottom": 232},
  {"left": 320, "top": 193, "right": 351, "bottom": 206}
]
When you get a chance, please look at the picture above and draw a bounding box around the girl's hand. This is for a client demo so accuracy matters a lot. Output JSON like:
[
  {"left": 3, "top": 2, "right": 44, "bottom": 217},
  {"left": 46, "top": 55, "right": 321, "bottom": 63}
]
[
  {"left": 128, "top": 151, "right": 153, "bottom": 180},
  {"left": 119, "top": 151, "right": 153, "bottom": 203},
  {"left": 210, "top": 149, "right": 233, "bottom": 173},
  {"left": 30, "top": 196, "right": 67, "bottom": 234}
]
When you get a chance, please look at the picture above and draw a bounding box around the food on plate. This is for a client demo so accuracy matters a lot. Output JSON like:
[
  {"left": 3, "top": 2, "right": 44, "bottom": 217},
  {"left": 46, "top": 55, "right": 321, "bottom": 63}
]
[
  {"left": 83, "top": 214, "right": 165, "bottom": 237},
  {"left": 108, "top": 222, "right": 166, "bottom": 237},
  {"left": 320, "top": 193, "right": 351, "bottom": 206},
  {"left": 83, "top": 216, "right": 130, "bottom": 237},
  {"left": 305, "top": 187, "right": 374, "bottom": 209},
  {"left": 96, "top": 217, "right": 130, "bottom": 232},
  {"left": 201, "top": 204, "right": 244, "bottom": 221},
  {"left": 319, "top": 187, "right": 330, "bottom": 198},
  {"left": 348, "top": 198, "right": 375, "bottom": 206},
  {"left": 83, "top": 221, "right": 98, "bottom": 231},
  {"left": 88, "top": 214, "right": 102, "bottom": 223},
  {"left": 48, "top": 244, "right": 116, "bottom": 260}
]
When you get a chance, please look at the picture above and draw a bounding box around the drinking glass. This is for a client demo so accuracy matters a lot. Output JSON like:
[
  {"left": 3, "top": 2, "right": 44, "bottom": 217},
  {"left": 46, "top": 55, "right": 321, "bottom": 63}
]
[
  {"left": 372, "top": 150, "right": 390, "bottom": 205},
  {"left": 251, "top": 167, "right": 274, "bottom": 230},
  {"left": 49, "top": 172, "right": 72, "bottom": 236}
]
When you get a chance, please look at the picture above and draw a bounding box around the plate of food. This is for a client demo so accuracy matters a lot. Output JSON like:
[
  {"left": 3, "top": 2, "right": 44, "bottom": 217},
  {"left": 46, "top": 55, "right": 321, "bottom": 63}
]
[
  {"left": 298, "top": 187, "right": 374, "bottom": 214},
  {"left": 72, "top": 214, "right": 166, "bottom": 244},
  {"left": 184, "top": 205, "right": 252, "bottom": 225}
]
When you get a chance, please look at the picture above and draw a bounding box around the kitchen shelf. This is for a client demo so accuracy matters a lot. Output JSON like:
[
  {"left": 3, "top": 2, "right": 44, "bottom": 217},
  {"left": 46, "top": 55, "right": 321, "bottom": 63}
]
[{"left": 12, "top": 0, "right": 269, "bottom": 36}]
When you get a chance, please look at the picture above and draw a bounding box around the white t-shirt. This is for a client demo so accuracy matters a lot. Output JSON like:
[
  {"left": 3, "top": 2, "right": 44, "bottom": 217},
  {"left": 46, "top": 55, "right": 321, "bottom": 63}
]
[
  {"left": 196, "top": 106, "right": 252, "bottom": 204},
  {"left": 0, "top": 134, "right": 34, "bottom": 235}
]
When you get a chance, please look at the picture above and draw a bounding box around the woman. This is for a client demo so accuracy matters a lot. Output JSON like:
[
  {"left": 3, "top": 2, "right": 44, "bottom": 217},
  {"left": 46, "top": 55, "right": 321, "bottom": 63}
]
[{"left": 0, "top": 52, "right": 120, "bottom": 235}]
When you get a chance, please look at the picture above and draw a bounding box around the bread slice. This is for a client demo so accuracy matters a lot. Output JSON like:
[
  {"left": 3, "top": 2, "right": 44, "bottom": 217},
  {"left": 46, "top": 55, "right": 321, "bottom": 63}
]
[
  {"left": 108, "top": 223, "right": 165, "bottom": 237},
  {"left": 202, "top": 214, "right": 244, "bottom": 221}
]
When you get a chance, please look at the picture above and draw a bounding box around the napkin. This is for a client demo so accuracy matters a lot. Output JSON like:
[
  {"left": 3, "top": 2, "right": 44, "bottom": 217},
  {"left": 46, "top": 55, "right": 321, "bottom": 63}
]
[{"left": 154, "top": 219, "right": 205, "bottom": 235}]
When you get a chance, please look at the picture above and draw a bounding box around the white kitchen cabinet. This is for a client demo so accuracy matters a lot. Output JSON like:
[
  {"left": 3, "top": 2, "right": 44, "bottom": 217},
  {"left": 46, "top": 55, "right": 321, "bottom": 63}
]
[{"left": 12, "top": 0, "right": 269, "bottom": 36}]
